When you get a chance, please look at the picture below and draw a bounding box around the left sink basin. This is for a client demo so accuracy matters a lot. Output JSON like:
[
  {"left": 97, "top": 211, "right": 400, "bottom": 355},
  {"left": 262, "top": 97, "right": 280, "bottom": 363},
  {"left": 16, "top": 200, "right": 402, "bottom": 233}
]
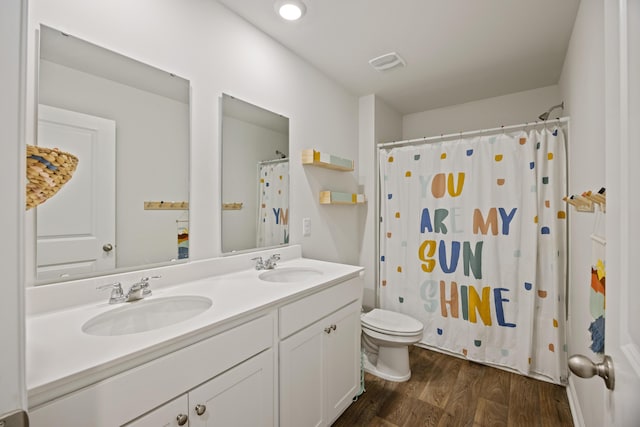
[{"left": 82, "top": 296, "right": 212, "bottom": 336}]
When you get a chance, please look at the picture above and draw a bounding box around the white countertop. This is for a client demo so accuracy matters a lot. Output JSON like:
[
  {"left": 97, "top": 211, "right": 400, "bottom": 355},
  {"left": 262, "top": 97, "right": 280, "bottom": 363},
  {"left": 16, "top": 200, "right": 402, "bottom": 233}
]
[{"left": 27, "top": 257, "right": 363, "bottom": 407}]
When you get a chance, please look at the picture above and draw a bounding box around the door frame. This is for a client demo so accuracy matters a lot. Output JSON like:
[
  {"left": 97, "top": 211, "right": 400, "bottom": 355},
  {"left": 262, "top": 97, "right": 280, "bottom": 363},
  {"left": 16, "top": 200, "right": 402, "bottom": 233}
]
[{"left": 0, "top": 0, "right": 27, "bottom": 418}]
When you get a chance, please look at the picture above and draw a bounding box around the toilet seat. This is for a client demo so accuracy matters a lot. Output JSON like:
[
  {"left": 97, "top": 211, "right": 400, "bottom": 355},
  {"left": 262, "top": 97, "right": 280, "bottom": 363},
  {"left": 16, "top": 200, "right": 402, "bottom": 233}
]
[{"left": 361, "top": 309, "right": 423, "bottom": 337}]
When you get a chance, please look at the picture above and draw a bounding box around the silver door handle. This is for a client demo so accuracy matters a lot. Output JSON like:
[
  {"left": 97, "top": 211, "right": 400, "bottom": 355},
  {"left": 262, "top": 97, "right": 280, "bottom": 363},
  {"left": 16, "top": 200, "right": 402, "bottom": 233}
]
[
  {"left": 103, "top": 243, "right": 113, "bottom": 252},
  {"left": 568, "top": 354, "right": 615, "bottom": 390}
]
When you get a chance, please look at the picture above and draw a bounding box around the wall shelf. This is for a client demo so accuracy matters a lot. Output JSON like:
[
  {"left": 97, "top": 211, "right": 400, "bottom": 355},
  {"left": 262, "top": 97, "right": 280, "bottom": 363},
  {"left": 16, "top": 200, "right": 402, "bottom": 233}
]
[
  {"left": 319, "top": 191, "right": 366, "bottom": 205},
  {"left": 301, "top": 149, "right": 354, "bottom": 171}
]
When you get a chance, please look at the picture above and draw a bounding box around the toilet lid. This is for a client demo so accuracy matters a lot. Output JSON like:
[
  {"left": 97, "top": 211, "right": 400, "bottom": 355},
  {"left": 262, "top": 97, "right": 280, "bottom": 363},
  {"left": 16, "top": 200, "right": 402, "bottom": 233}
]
[{"left": 361, "top": 309, "right": 424, "bottom": 335}]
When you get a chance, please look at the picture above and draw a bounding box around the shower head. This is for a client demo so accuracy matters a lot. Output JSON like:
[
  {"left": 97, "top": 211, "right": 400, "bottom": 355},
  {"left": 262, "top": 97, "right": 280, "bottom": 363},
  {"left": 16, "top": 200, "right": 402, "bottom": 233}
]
[{"left": 538, "top": 102, "right": 565, "bottom": 121}]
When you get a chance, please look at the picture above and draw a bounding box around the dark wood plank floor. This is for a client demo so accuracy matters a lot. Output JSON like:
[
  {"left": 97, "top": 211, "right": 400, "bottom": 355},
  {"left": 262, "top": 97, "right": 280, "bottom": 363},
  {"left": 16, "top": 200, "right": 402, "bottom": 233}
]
[{"left": 333, "top": 346, "right": 573, "bottom": 427}]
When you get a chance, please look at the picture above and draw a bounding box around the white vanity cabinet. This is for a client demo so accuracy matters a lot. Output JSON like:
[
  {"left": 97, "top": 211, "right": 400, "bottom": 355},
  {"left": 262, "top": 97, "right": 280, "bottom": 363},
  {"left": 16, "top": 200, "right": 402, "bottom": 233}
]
[
  {"left": 29, "top": 313, "right": 275, "bottom": 427},
  {"left": 187, "top": 348, "right": 274, "bottom": 427},
  {"left": 126, "top": 349, "right": 274, "bottom": 427},
  {"left": 27, "top": 258, "right": 364, "bottom": 427},
  {"left": 279, "top": 277, "right": 362, "bottom": 427}
]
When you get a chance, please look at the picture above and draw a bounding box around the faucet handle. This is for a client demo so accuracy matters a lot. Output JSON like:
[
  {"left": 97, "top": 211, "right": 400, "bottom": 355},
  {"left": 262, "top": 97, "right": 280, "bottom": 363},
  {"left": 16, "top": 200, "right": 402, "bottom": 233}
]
[
  {"left": 97, "top": 282, "right": 125, "bottom": 304},
  {"left": 251, "top": 256, "right": 265, "bottom": 270},
  {"left": 264, "top": 253, "right": 280, "bottom": 269},
  {"left": 140, "top": 275, "right": 162, "bottom": 284},
  {"left": 138, "top": 275, "right": 161, "bottom": 296}
]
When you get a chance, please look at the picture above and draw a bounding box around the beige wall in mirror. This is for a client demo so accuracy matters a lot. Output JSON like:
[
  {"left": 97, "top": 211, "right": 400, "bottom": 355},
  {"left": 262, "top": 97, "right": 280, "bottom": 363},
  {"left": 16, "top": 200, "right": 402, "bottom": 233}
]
[
  {"left": 29, "top": 25, "right": 190, "bottom": 285},
  {"left": 221, "top": 94, "right": 289, "bottom": 253}
]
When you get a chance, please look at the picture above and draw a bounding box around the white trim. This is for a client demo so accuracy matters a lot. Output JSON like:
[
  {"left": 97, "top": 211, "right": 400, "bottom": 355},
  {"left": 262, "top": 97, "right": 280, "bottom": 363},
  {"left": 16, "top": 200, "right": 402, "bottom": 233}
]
[{"left": 567, "top": 376, "right": 586, "bottom": 427}]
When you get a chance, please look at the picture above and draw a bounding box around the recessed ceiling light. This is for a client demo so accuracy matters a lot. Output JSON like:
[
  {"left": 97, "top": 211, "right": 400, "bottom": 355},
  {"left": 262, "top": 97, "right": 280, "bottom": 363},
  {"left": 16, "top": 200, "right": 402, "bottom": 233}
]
[{"left": 275, "top": 1, "right": 306, "bottom": 21}]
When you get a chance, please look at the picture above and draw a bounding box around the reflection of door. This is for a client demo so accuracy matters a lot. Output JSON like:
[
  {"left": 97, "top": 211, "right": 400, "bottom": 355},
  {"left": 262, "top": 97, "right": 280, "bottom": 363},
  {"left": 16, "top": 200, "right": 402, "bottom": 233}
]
[
  {"left": 36, "top": 105, "right": 116, "bottom": 280},
  {"left": 604, "top": 1, "right": 640, "bottom": 424}
]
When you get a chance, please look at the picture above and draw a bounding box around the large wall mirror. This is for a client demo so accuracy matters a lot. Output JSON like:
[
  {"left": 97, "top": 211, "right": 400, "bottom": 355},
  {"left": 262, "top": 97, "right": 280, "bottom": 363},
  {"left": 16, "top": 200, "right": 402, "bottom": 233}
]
[
  {"left": 34, "top": 25, "right": 190, "bottom": 283},
  {"left": 221, "top": 94, "right": 289, "bottom": 253}
]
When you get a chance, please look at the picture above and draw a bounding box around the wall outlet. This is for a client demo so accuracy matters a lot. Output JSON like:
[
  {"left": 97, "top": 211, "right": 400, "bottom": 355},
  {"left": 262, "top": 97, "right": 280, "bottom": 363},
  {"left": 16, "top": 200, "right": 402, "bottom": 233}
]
[{"left": 302, "top": 217, "right": 311, "bottom": 236}]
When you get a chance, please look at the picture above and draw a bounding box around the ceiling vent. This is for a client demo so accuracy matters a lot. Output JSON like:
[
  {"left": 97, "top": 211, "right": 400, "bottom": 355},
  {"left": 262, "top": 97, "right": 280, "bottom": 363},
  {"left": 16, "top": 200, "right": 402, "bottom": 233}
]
[{"left": 369, "top": 52, "right": 406, "bottom": 71}]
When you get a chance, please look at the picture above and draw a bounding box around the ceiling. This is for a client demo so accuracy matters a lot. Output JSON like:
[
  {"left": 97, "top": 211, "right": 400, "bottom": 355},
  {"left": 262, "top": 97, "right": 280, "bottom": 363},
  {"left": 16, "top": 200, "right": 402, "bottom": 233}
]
[{"left": 216, "top": 0, "right": 581, "bottom": 115}]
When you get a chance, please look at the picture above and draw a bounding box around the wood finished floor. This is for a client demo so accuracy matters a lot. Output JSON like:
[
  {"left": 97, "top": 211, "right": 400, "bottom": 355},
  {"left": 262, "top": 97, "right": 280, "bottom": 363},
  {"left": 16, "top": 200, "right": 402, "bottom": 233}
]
[{"left": 333, "top": 346, "right": 573, "bottom": 427}]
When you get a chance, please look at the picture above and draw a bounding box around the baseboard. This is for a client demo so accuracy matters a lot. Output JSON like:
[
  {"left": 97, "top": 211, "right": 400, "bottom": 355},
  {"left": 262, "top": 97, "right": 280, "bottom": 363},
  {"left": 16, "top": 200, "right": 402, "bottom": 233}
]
[{"left": 566, "top": 377, "right": 586, "bottom": 427}]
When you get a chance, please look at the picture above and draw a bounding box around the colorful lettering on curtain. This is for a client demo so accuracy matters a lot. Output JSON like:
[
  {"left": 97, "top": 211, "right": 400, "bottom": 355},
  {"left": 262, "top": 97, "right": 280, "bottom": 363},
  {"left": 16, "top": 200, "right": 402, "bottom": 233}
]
[{"left": 379, "top": 127, "right": 567, "bottom": 383}]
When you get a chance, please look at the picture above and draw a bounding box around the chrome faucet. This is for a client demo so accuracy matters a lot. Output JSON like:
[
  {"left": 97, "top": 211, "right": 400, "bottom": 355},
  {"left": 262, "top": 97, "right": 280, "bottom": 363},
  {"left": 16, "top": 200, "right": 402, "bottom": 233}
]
[
  {"left": 252, "top": 254, "right": 280, "bottom": 270},
  {"left": 264, "top": 254, "right": 280, "bottom": 269},
  {"left": 251, "top": 256, "right": 266, "bottom": 270},
  {"left": 97, "top": 282, "right": 126, "bottom": 304},
  {"left": 97, "top": 275, "right": 161, "bottom": 304}
]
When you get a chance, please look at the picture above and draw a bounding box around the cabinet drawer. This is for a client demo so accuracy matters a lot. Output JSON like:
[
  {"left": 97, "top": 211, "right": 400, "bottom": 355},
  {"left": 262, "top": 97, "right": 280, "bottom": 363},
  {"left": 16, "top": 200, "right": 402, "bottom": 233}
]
[{"left": 279, "top": 277, "right": 362, "bottom": 339}]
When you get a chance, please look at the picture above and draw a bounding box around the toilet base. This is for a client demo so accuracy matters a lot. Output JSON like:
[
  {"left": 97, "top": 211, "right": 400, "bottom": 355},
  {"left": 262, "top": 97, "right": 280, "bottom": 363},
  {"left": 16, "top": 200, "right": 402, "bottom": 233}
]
[{"left": 363, "top": 345, "right": 411, "bottom": 382}]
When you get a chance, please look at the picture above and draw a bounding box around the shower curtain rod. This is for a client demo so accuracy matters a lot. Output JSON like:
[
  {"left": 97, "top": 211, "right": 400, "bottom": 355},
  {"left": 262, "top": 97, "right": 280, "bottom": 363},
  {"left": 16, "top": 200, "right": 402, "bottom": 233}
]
[
  {"left": 258, "top": 158, "right": 288, "bottom": 166},
  {"left": 378, "top": 116, "right": 569, "bottom": 150}
]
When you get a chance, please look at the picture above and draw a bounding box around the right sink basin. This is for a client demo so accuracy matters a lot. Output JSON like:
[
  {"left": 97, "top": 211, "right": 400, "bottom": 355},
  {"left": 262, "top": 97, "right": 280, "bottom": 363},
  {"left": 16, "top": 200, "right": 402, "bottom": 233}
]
[{"left": 258, "top": 267, "right": 323, "bottom": 283}]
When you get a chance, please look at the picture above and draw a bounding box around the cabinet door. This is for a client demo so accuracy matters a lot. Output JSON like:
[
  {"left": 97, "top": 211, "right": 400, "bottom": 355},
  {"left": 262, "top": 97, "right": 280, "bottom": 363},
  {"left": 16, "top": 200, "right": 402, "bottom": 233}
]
[
  {"left": 124, "top": 394, "right": 189, "bottom": 427},
  {"left": 189, "top": 349, "right": 274, "bottom": 427},
  {"left": 279, "top": 320, "right": 325, "bottom": 427},
  {"left": 325, "top": 303, "right": 360, "bottom": 425}
]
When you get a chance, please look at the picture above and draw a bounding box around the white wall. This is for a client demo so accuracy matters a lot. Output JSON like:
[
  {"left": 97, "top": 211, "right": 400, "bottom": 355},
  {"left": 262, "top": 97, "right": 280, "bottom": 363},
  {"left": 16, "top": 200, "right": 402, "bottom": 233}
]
[
  {"left": 558, "top": 1, "right": 606, "bottom": 426},
  {"left": 403, "top": 85, "right": 562, "bottom": 139},
  {"left": 37, "top": 59, "right": 189, "bottom": 270},
  {"left": 358, "top": 95, "right": 402, "bottom": 309},
  {"left": 221, "top": 115, "right": 288, "bottom": 252},
  {"left": 0, "top": 0, "right": 26, "bottom": 415},
  {"left": 26, "top": 0, "right": 360, "bottom": 272}
]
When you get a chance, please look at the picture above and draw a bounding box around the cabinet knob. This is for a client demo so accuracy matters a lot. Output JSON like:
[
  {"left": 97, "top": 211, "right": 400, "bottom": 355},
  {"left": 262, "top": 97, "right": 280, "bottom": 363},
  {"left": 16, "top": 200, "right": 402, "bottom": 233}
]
[
  {"left": 324, "top": 324, "right": 337, "bottom": 334},
  {"left": 176, "top": 413, "right": 188, "bottom": 426},
  {"left": 195, "top": 404, "right": 207, "bottom": 416}
]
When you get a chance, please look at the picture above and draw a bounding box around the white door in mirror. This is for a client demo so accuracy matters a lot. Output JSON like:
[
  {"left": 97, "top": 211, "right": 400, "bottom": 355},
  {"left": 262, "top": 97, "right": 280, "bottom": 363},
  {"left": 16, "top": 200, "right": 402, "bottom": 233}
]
[{"left": 36, "top": 105, "right": 116, "bottom": 280}]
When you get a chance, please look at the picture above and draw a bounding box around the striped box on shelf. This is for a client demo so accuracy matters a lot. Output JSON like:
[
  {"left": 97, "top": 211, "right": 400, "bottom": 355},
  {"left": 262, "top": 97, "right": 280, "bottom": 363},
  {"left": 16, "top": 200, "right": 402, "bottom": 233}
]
[
  {"left": 319, "top": 191, "right": 366, "bottom": 205},
  {"left": 301, "top": 149, "right": 354, "bottom": 171}
]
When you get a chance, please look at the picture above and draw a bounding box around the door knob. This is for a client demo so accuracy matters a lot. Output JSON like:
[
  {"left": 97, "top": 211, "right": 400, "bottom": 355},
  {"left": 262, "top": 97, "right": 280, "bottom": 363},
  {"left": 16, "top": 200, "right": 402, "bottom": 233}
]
[
  {"left": 195, "top": 404, "right": 207, "bottom": 416},
  {"left": 568, "top": 354, "right": 615, "bottom": 390},
  {"left": 176, "top": 413, "right": 188, "bottom": 426},
  {"left": 103, "top": 243, "right": 113, "bottom": 252}
]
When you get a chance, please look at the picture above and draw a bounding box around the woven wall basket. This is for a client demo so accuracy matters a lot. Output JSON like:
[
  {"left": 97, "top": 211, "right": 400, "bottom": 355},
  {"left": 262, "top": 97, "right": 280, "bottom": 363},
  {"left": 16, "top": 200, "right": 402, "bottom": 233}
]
[{"left": 26, "top": 145, "right": 79, "bottom": 210}]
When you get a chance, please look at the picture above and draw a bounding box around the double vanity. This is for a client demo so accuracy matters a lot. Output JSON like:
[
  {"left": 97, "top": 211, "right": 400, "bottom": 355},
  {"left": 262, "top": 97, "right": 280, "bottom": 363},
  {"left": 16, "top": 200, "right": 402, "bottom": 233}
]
[{"left": 26, "top": 246, "right": 363, "bottom": 426}]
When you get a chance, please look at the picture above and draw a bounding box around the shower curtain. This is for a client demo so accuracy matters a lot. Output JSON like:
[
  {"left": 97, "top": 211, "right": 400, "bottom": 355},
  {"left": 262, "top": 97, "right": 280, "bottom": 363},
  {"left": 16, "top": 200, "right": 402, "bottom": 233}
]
[
  {"left": 257, "top": 160, "right": 289, "bottom": 247},
  {"left": 379, "top": 126, "right": 567, "bottom": 383}
]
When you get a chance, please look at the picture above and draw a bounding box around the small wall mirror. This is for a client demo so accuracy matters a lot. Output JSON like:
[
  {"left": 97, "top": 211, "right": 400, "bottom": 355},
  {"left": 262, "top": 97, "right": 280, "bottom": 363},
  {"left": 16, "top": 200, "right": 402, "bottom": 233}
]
[
  {"left": 33, "top": 25, "right": 190, "bottom": 283},
  {"left": 221, "top": 94, "right": 289, "bottom": 253}
]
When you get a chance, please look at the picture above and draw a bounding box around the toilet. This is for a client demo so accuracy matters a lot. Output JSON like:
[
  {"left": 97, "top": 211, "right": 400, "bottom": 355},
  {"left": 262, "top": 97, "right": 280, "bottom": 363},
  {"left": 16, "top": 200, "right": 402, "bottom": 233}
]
[{"left": 361, "top": 308, "right": 424, "bottom": 382}]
